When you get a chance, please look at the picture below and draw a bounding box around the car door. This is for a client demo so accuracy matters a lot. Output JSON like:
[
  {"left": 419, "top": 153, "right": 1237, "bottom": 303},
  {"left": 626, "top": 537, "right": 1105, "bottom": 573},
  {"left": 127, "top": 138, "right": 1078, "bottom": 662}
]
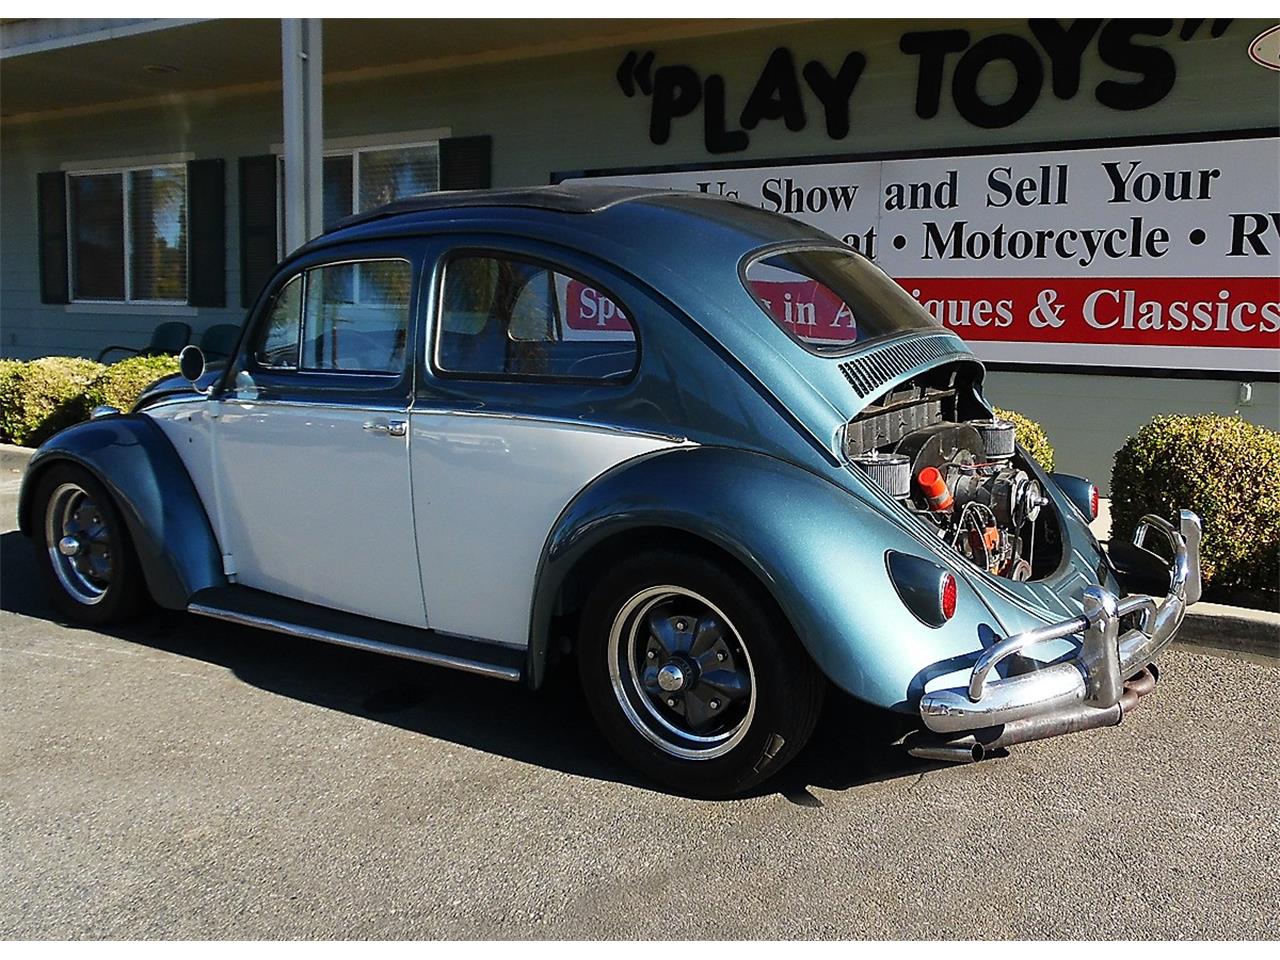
[
  {"left": 210, "top": 242, "right": 427, "bottom": 627},
  {"left": 409, "top": 240, "right": 686, "bottom": 648}
]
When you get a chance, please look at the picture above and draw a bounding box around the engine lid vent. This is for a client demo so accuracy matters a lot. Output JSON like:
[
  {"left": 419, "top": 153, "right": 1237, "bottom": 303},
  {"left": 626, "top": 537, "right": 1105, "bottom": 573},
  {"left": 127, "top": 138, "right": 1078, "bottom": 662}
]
[{"left": 839, "top": 333, "right": 970, "bottom": 398}]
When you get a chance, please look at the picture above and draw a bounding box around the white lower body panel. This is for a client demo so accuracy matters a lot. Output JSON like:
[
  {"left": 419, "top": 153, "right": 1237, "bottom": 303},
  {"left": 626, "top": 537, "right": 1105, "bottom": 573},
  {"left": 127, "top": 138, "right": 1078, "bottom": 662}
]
[{"left": 409, "top": 413, "right": 683, "bottom": 647}]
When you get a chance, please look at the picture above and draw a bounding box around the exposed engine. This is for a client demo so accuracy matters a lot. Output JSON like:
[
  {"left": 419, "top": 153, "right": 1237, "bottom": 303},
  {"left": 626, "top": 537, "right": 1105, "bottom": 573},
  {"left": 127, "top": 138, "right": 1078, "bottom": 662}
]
[{"left": 846, "top": 371, "right": 1058, "bottom": 581}]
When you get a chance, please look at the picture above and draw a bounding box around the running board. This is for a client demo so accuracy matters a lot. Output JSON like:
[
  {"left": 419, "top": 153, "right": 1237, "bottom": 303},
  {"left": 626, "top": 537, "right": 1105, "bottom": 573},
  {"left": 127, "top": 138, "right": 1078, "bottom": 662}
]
[{"left": 187, "top": 585, "right": 523, "bottom": 682}]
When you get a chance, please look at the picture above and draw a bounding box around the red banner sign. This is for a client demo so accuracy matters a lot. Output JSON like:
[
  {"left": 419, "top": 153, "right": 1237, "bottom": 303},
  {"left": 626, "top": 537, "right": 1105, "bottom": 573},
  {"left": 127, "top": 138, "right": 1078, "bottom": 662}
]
[
  {"left": 901, "top": 276, "right": 1278, "bottom": 349},
  {"left": 564, "top": 278, "right": 631, "bottom": 332}
]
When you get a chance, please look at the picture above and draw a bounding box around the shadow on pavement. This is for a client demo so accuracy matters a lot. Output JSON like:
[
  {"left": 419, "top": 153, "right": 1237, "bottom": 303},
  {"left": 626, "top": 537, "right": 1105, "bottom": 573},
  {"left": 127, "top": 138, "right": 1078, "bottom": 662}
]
[{"left": 2, "top": 528, "right": 935, "bottom": 803}]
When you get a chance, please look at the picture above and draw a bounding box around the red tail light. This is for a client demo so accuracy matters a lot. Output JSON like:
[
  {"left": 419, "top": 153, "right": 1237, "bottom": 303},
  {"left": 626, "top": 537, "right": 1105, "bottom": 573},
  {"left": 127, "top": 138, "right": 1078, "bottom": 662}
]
[
  {"left": 940, "top": 573, "right": 957, "bottom": 620},
  {"left": 1089, "top": 484, "right": 1099, "bottom": 521}
]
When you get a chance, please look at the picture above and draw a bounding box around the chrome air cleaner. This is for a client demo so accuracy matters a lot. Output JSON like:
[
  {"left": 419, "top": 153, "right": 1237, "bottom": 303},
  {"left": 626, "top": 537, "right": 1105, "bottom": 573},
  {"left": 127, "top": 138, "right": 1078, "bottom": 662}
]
[
  {"left": 970, "top": 418, "right": 1017, "bottom": 461},
  {"left": 852, "top": 451, "right": 911, "bottom": 499}
]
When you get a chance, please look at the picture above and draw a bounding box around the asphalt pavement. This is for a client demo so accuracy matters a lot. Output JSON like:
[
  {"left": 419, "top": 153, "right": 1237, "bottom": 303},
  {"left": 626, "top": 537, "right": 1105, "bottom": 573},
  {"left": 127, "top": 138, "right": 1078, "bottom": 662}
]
[{"left": 1, "top": 472, "right": 1276, "bottom": 939}]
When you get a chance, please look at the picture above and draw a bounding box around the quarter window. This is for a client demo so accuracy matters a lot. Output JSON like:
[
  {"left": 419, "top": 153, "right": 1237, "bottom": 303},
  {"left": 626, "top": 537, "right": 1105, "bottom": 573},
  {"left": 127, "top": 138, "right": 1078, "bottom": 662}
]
[
  {"left": 68, "top": 165, "right": 188, "bottom": 302},
  {"left": 253, "top": 275, "right": 303, "bottom": 368},
  {"left": 250, "top": 259, "right": 412, "bottom": 375},
  {"left": 435, "top": 254, "right": 638, "bottom": 381}
]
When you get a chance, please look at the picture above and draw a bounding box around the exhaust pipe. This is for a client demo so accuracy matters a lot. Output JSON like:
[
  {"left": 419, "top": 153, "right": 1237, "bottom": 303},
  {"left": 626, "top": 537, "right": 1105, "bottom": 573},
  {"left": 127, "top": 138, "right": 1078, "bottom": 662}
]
[
  {"left": 904, "top": 740, "right": 985, "bottom": 764},
  {"left": 905, "top": 665, "right": 1158, "bottom": 763}
]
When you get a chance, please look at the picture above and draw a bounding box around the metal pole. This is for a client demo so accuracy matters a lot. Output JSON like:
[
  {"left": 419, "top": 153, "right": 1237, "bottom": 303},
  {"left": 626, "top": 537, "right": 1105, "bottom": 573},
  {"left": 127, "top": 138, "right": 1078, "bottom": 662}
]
[{"left": 281, "top": 18, "right": 323, "bottom": 253}]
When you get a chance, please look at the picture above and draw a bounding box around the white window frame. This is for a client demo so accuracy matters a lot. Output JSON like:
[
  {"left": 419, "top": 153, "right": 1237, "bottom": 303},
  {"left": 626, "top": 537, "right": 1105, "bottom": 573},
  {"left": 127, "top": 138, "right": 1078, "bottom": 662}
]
[
  {"left": 272, "top": 129, "right": 450, "bottom": 258},
  {"left": 64, "top": 162, "right": 189, "bottom": 307}
]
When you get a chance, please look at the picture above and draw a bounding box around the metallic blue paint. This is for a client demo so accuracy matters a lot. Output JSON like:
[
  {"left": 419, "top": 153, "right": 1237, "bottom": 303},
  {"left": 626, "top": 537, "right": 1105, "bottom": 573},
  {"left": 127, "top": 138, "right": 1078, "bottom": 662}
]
[
  {"left": 532, "top": 445, "right": 1019, "bottom": 710},
  {"left": 18, "top": 415, "right": 225, "bottom": 609},
  {"left": 1051, "top": 473, "right": 1099, "bottom": 524},
  {"left": 885, "top": 552, "right": 952, "bottom": 628},
  {"left": 134, "top": 366, "right": 222, "bottom": 410}
]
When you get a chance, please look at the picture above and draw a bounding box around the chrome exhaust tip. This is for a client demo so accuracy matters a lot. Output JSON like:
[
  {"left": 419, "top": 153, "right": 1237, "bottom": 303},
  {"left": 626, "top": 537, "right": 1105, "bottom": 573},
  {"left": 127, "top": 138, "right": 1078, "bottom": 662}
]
[{"left": 904, "top": 737, "right": 985, "bottom": 764}]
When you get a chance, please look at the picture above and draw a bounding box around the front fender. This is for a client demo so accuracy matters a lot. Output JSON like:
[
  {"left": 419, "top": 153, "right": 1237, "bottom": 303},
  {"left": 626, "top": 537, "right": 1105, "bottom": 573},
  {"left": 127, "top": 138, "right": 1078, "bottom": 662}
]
[
  {"left": 530, "top": 446, "right": 1005, "bottom": 710},
  {"left": 19, "top": 415, "right": 224, "bottom": 609}
]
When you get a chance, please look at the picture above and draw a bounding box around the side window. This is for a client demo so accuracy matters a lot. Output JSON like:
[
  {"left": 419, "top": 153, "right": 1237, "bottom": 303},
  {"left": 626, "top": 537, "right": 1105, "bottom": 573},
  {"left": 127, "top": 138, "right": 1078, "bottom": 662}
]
[
  {"left": 435, "top": 254, "right": 638, "bottom": 381},
  {"left": 300, "top": 259, "right": 412, "bottom": 373},
  {"left": 253, "top": 274, "right": 303, "bottom": 368}
]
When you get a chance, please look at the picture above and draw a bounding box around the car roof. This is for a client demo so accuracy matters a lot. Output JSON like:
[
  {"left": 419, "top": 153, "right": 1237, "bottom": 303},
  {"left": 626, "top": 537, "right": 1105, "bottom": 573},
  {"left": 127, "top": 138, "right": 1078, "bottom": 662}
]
[
  {"left": 332, "top": 183, "right": 695, "bottom": 231},
  {"left": 304, "top": 181, "right": 828, "bottom": 266}
]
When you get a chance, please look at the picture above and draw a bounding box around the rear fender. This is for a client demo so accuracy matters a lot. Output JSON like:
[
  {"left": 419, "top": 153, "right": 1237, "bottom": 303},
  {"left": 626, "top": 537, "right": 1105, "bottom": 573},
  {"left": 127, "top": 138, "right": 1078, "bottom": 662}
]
[
  {"left": 529, "top": 446, "right": 1004, "bottom": 709},
  {"left": 18, "top": 415, "right": 225, "bottom": 609}
]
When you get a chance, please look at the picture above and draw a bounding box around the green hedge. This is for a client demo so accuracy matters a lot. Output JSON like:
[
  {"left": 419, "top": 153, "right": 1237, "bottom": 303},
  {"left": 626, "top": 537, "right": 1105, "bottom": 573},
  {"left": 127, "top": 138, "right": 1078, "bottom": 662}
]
[
  {"left": 82, "top": 354, "right": 181, "bottom": 414},
  {"left": 0, "top": 356, "right": 104, "bottom": 446},
  {"left": 1112, "top": 414, "right": 1280, "bottom": 600},
  {"left": 0, "top": 354, "right": 181, "bottom": 448},
  {"left": 993, "top": 407, "right": 1055, "bottom": 473}
]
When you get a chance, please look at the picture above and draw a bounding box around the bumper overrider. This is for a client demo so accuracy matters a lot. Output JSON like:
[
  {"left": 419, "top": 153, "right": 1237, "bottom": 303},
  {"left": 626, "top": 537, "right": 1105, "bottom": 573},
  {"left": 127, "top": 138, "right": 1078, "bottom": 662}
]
[{"left": 905, "top": 510, "right": 1202, "bottom": 763}]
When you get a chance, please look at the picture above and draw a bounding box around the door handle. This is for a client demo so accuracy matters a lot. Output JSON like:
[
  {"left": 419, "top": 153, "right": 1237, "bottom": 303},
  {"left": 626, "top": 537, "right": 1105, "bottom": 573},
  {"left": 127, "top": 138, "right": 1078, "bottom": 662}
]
[{"left": 363, "top": 418, "right": 407, "bottom": 438}]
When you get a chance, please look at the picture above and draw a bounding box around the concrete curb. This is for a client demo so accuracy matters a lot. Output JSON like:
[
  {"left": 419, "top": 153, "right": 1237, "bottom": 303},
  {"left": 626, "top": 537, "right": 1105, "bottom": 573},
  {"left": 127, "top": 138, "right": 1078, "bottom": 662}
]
[
  {"left": 1179, "top": 602, "right": 1280, "bottom": 659},
  {"left": 1, "top": 442, "right": 34, "bottom": 474}
]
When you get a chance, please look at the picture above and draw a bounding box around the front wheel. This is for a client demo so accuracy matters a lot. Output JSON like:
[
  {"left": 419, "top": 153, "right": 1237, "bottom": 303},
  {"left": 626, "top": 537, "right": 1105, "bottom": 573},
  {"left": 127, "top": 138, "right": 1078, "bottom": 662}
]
[
  {"left": 32, "top": 463, "right": 148, "bottom": 625},
  {"left": 577, "top": 549, "right": 825, "bottom": 798}
]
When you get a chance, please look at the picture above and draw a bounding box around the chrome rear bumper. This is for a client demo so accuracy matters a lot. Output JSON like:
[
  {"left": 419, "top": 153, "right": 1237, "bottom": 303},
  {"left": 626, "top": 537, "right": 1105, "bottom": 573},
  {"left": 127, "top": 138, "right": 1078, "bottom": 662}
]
[{"left": 910, "top": 510, "right": 1201, "bottom": 757}]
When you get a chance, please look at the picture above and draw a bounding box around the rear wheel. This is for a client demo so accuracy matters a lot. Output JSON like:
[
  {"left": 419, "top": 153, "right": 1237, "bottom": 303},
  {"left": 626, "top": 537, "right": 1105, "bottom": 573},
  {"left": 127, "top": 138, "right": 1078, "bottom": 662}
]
[
  {"left": 578, "top": 549, "right": 824, "bottom": 797},
  {"left": 32, "top": 463, "right": 148, "bottom": 625}
]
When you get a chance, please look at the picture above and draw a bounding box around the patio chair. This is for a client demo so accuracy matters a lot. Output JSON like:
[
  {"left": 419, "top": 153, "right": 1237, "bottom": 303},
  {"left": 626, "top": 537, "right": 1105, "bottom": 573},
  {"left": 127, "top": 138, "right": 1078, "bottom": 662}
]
[
  {"left": 96, "top": 321, "right": 192, "bottom": 363},
  {"left": 198, "top": 323, "right": 241, "bottom": 362}
]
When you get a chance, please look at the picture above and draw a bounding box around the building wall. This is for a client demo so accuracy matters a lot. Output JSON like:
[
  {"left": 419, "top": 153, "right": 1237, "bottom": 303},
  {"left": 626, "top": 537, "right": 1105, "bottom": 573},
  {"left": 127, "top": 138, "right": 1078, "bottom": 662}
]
[{"left": 2, "top": 17, "right": 1277, "bottom": 485}]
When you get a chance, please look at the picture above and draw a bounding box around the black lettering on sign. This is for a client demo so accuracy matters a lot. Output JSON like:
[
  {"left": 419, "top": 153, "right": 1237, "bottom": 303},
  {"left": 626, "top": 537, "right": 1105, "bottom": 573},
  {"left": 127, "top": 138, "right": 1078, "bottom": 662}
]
[
  {"left": 1095, "top": 19, "right": 1176, "bottom": 111},
  {"left": 703, "top": 75, "right": 750, "bottom": 154},
  {"left": 1227, "top": 213, "right": 1280, "bottom": 257},
  {"left": 614, "top": 20, "right": 1232, "bottom": 149},
  {"left": 899, "top": 29, "right": 970, "bottom": 119},
  {"left": 802, "top": 53, "right": 866, "bottom": 139},
  {"left": 951, "top": 34, "right": 1044, "bottom": 129},
  {"left": 739, "top": 48, "right": 807, "bottom": 132},
  {"left": 1028, "top": 19, "right": 1102, "bottom": 98},
  {"left": 649, "top": 64, "right": 701, "bottom": 144}
]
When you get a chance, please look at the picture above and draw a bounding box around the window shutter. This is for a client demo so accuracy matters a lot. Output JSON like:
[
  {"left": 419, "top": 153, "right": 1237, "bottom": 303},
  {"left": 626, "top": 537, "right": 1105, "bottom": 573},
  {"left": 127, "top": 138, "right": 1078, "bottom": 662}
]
[
  {"left": 187, "top": 159, "right": 226, "bottom": 308},
  {"left": 238, "top": 154, "right": 279, "bottom": 308},
  {"left": 439, "top": 135, "right": 492, "bottom": 190},
  {"left": 37, "top": 171, "right": 69, "bottom": 304}
]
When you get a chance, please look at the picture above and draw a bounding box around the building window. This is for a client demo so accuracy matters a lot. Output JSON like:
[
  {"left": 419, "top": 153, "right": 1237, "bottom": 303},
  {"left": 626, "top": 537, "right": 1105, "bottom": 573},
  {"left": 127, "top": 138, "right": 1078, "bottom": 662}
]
[
  {"left": 280, "top": 141, "right": 440, "bottom": 235},
  {"left": 67, "top": 165, "right": 188, "bottom": 303}
]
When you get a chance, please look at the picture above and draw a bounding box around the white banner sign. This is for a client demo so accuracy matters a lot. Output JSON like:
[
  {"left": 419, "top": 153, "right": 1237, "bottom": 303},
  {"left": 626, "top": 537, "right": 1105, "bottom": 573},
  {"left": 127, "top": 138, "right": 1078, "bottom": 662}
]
[{"left": 565, "top": 136, "right": 1280, "bottom": 372}]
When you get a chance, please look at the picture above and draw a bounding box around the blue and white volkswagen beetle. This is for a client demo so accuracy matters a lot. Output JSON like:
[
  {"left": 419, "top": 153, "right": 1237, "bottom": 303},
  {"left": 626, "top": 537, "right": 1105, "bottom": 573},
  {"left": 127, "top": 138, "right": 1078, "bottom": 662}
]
[{"left": 20, "top": 185, "right": 1202, "bottom": 796}]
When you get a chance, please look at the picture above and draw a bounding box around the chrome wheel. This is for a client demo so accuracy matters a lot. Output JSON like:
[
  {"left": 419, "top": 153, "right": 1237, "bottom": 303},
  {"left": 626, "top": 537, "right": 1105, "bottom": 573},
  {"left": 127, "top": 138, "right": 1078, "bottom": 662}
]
[
  {"left": 43, "top": 482, "right": 113, "bottom": 605},
  {"left": 607, "top": 585, "right": 756, "bottom": 760}
]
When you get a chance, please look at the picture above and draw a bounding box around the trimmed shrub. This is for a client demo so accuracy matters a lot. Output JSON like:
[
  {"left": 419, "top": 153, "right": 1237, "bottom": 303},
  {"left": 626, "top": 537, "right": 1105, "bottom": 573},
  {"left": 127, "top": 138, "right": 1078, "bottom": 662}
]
[
  {"left": 0, "top": 356, "right": 104, "bottom": 446},
  {"left": 82, "top": 354, "right": 181, "bottom": 414},
  {"left": 1111, "top": 414, "right": 1280, "bottom": 600},
  {"left": 993, "top": 407, "right": 1055, "bottom": 473},
  {"left": 0, "top": 360, "right": 23, "bottom": 441}
]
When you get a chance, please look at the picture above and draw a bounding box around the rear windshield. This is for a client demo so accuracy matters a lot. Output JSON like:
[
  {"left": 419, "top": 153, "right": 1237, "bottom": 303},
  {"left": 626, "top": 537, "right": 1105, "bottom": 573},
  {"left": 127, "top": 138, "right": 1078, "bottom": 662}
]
[{"left": 742, "top": 247, "right": 940, "bottom": 355}]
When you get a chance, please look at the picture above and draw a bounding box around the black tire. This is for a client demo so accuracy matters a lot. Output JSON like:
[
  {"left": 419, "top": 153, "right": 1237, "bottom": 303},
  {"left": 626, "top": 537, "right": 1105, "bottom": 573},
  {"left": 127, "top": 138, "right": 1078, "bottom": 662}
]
[
  {"left": 577, "top": 548, "right": 825, "bottom": 798},
  {"left": 31, "top": 462, "right": 149, "bottom": 625}
]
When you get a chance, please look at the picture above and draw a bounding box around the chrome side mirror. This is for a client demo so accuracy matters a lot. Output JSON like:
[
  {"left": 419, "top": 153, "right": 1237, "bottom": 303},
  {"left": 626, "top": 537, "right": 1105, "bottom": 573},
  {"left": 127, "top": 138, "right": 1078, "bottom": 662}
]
[{"left": 178, "top": 345, "right": 211, "bottom": 395}]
